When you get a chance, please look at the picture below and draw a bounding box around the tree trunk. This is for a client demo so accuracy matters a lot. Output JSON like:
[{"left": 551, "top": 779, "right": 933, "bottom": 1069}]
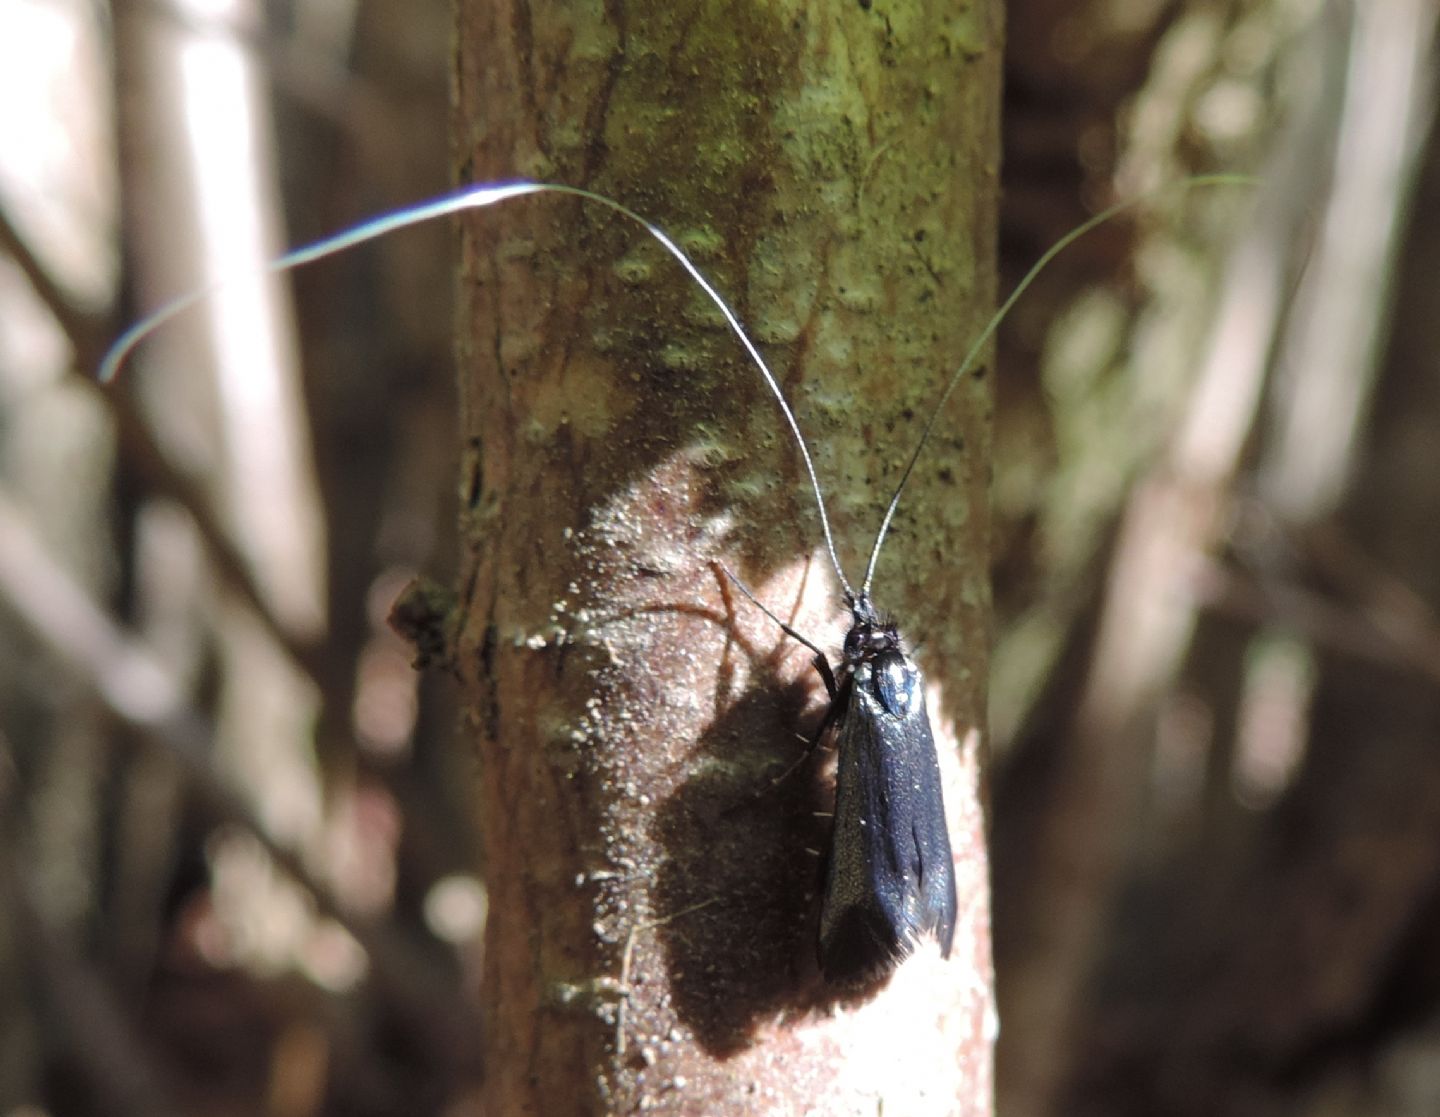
[{"left": 453, "top": 2, "right": 1000, "bottom": 1112}]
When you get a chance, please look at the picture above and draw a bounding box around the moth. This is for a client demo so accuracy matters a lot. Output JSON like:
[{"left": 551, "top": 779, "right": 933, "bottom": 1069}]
[
  {"left": 103, "top": 175, "right": 1242, "bottom": 984},
  {"left": 813, "top": 594, "right": 957, "bottom": 983}
]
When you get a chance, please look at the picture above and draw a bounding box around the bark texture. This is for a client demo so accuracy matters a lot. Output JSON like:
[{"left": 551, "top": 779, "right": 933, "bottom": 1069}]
[{"left": 454, "top": 1, "right": 999, "bottom": 1113}]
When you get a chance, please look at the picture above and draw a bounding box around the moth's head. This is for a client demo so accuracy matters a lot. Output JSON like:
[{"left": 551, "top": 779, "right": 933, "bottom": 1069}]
[{"left": 843, "top": 596, "right": 902, "bottom": 665}]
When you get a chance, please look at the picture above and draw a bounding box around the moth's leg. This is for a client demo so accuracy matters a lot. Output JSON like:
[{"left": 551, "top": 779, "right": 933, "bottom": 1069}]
[
  {"left": 809, "top": 651, "right": 838, "bottom": 699},
  {"left": 710, "top": 562, "right": 840, "bottom": 782},
  {"left": 770, "top": 668, "right": 846, "bottom": 786},
  {"left": 713, "top": 562, "right": 830, "bottom": 675}
]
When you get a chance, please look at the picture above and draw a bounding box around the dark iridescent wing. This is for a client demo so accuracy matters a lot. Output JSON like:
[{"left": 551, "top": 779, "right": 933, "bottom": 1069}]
[{"left": 817, "top": 651, "right": 957, "bottom": 984}]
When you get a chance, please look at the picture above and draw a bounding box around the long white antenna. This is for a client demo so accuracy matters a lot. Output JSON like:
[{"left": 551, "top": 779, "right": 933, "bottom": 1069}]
[
  {"left": 100, "top": 181, "right": 856, "bottom": 600},
  {"left": 104, "top": 175, "right": 1258, "bottom": 609},
  {"left": 859, "top": 173, "right": 1257, "bottom": 598}
]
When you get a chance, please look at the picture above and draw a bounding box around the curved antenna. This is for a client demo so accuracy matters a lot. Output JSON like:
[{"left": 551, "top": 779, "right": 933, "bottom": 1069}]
[
  {"left": 100, "top": 180, "right": 855, "bottom": 600},
  {"left": 859, "top": 172, "right": 1257, "bottom": 598}
]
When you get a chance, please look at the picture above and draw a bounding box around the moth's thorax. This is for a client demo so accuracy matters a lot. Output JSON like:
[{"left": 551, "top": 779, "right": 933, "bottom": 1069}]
[{"left": 843, "top": 600, "right": 920, "bottom": 720}]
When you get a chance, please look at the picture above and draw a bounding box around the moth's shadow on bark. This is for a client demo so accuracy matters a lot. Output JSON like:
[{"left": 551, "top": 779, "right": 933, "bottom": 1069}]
[{"left": 650, "top": 665, "right": 866, "bottom": 1056}]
